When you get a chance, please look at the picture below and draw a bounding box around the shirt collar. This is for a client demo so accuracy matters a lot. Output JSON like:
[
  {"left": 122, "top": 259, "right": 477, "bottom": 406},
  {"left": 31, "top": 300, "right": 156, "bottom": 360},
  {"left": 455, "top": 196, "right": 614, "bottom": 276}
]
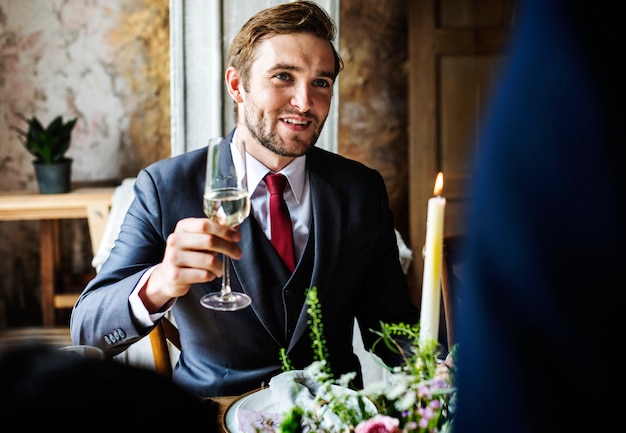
[
  {"left": 233, "top": 126, "right": 306, "bottom": 204},
  {"left": 246, "top": 153, "right": 306, "bottom": 205},
  {"left": 276, "top": 156, "right": 306, "bottom": 204}
]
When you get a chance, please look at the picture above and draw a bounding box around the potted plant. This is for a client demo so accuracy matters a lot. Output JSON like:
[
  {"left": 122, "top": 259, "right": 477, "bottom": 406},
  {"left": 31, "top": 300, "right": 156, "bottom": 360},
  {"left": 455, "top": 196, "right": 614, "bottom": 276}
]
[{"left": 13, "top": 113, "right": 78, "bottom": 194}]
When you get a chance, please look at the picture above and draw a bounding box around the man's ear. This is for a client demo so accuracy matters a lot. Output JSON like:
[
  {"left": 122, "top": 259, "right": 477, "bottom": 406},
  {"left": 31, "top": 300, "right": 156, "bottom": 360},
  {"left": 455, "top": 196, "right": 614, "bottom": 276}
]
[{"left": 225, "top": 66, "right": 244, "bottom": 103}]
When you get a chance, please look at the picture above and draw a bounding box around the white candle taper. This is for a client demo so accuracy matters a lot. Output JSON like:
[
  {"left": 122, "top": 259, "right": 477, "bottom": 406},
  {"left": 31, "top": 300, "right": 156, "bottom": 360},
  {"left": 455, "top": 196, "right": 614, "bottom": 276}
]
[{"left": 419, "top": 172, "right": 446, "bottom": 345}]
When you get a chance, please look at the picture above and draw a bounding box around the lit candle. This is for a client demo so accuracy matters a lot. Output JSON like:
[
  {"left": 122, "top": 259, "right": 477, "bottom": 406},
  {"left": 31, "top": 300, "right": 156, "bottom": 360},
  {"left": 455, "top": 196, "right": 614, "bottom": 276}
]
[{"left": 419, "top": 172, "right": 446, "bottom": 345}]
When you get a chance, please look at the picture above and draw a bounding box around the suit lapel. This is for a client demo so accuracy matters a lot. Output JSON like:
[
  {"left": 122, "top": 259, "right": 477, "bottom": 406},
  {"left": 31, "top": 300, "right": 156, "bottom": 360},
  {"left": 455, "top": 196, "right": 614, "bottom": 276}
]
[{"left": 287, "top": 149, "right": 344, "bottom": 351}]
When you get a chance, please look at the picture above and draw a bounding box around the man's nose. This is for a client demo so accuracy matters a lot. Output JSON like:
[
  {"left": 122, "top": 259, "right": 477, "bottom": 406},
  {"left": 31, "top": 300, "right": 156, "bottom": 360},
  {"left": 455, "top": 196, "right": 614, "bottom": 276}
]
[{"left": 290, "top": 82, "right": 312, "bottom": 112}]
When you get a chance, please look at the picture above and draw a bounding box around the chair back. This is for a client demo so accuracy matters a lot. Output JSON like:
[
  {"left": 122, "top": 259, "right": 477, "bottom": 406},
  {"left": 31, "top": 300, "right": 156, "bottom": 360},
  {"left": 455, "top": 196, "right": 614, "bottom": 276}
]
[
  {"left": 149, "top": 317, "right": 180, "bottom": 379},
  {"left": 440, "top": 234, "right": 466, "bottom": 351}
]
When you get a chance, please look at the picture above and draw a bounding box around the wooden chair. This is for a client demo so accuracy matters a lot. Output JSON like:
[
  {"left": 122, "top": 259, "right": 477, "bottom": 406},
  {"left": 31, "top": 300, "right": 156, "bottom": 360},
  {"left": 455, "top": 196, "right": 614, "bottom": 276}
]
[
  {"left": 440, "top": 234, "right": 466, "bottom": 351},
  {"left": 149, "top": 316, "right": 181, "bottom": 379}
]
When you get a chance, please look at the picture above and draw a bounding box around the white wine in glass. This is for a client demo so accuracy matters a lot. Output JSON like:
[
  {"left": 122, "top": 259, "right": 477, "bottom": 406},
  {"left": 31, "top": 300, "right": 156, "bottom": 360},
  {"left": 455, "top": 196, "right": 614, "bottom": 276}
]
[{"left": 200, "top": 136, "right": 252, "bottom": 311}]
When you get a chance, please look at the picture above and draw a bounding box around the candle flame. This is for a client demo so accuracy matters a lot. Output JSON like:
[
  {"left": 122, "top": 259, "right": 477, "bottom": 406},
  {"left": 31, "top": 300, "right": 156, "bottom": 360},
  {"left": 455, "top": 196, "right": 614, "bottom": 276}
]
[{"left": 433, "top": 172, "right": 444, "bottom": 196}]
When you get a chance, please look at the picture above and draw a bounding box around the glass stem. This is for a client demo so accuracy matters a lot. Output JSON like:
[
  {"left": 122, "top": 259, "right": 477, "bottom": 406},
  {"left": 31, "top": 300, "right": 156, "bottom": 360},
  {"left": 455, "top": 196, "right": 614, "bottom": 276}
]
[{"left": 221, "top": 256, "right": 233, "bottom": 297}]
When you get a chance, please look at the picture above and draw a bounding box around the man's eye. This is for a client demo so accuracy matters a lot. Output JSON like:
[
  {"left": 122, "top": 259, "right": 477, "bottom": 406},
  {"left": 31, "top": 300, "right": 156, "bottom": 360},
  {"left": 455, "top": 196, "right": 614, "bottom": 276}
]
[
  {"left": 274, "top": 73, "right": 290, "bottom": 81},
  {"left": 314, "top": 79, "right": 331, "bottom": 88}
]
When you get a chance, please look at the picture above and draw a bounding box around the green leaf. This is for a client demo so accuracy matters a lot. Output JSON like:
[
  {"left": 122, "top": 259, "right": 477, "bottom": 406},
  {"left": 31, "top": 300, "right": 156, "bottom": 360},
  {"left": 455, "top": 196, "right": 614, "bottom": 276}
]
[{"left": 13, "top": 114, "right": 77, "bottom": 163}]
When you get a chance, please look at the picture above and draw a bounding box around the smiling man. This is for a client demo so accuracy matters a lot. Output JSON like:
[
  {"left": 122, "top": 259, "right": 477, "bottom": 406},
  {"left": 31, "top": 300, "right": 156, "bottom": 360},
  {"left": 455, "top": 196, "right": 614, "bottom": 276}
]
[{"left": 70, "top": 0, "right": 419, "bottom": 398}]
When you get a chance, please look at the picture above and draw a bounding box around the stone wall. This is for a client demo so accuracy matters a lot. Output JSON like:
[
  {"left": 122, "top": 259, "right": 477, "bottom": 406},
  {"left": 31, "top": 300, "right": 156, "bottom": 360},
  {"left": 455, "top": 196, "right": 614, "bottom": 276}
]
[
  {"left": 0, "top": 0, "right": 169, "bottom": 327},
  {"left": 339, "top": 0, "right": 409, "bottom": 239}
]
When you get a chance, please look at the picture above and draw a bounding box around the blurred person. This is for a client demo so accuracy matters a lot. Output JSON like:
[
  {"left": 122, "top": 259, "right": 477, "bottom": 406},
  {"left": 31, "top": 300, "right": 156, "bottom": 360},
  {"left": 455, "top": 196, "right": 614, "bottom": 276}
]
[
  {"left": 0, "top": 343, "right": 210, "bottom": 428},
  {"left": 70, "top": 1, "right": 419, "bottom": 398},
  {"left": 453, "top": 0, "right": 625, "bottom": 432}
]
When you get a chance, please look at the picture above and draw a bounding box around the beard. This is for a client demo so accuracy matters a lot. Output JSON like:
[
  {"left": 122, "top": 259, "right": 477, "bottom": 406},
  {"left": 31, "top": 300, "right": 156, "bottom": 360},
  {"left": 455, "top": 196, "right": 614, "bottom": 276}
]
[{"left": 243, "top": 101, "right": 325, "bottom": 158}]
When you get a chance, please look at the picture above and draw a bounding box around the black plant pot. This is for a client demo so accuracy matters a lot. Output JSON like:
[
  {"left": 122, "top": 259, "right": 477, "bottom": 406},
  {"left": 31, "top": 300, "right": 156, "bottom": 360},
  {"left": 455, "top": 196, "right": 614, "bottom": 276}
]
[{"left": 33, "top": 158, "right": 73, "bottom": 194}]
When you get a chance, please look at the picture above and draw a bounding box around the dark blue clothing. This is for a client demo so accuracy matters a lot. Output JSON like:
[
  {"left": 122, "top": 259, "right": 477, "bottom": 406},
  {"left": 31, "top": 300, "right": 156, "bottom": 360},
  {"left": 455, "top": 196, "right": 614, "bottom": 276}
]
[{"left": 454, "top": 1, "right": 625, "bottom": 432}]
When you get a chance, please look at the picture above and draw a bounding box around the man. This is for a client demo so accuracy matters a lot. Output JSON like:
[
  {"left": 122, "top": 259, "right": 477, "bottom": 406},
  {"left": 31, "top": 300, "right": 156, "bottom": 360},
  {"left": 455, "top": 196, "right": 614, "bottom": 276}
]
[{"left": 70, "top": 1, "right": 419, "bottom": 398}]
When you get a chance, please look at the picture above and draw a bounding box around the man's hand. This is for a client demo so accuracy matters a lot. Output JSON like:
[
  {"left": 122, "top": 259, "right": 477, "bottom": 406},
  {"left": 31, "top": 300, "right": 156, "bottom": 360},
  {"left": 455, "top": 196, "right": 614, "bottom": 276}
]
[{"left": 139, "top": 217, "right": 243, "bottom": 313}]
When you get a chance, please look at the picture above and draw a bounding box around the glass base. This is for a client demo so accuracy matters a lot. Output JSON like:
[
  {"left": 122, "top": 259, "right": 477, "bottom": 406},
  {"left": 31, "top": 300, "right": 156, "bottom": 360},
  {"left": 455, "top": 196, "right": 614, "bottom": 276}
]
[{"left": 200, "top": 292, "right": 252, "bottom": 311}]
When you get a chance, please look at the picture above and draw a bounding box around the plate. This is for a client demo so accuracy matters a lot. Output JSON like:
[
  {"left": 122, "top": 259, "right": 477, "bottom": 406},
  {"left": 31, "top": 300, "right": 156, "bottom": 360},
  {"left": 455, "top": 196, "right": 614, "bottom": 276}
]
[{"left": 223, "top": 388, "right": 285, "bottom": 433}]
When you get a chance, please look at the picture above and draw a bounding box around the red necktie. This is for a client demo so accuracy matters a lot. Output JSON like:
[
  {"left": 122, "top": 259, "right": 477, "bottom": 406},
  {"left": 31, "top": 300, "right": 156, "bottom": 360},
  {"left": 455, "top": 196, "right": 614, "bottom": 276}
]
[{"left": 264, "top": 173, "right": 295, "bottom": 272}]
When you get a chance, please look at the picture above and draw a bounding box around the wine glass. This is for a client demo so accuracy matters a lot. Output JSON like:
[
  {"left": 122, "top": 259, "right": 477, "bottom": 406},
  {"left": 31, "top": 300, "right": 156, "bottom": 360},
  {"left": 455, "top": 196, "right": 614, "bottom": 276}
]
[
  {"left": 200, "top": 136, "right": 252, "bottom": 311},
  {"left": 59, "top": 345, "right": 105, "bottom": 359}
]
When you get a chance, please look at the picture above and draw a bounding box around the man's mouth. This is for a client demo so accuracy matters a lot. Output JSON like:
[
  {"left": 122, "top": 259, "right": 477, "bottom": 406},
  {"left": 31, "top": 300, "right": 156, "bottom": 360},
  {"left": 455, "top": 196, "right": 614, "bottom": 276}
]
[{"left": 282, "top": 118, "right": 310, "bottom": 126}]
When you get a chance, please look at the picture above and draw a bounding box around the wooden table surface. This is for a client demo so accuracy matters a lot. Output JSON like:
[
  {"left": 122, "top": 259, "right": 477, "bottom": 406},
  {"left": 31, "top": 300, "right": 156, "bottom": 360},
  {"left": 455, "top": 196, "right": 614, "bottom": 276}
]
[
  {"left": 207, "top": 395, "right": 238, "bottom": 433},
  {"left": 0, "top": 326, "right": 73, "bottom": 349}
]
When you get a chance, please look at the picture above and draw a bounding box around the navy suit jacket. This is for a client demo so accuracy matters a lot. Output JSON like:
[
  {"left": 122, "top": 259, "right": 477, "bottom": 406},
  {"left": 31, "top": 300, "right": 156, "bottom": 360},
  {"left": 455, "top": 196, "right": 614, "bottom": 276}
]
[{"left": 70, "top": 130, "right": 419, "bottom": 397}]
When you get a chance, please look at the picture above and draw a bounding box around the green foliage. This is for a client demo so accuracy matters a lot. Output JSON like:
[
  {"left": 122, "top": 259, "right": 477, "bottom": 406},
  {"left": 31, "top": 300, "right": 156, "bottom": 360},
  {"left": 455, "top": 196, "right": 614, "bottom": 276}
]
[
  {"left": 278, "top": 406, "right": 304, "bottom": 433},
  {"left": 280, "top": 286, "right": 332, "bottom": 377},
  {"left": 305, "top": 287, "right": 330, "bottom": 370},
  {"left": 13, "top": 113, "right": 77, "bottom": 163},
  {"left": 279, "top": 348, "right": 294, "bottom": 372},
  {"left": 370, "top": 321, "right": 443, "bottom": 382}
]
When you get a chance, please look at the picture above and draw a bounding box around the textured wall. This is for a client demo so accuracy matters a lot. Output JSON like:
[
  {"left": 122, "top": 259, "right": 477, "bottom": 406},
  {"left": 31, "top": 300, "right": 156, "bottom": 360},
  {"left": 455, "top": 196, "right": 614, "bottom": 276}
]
[
  {"left": 0, "top": 0, "right": 169, "bottom": 327},
  {"left": 338, "top": 0, "right": 409, "bottom": 239}
]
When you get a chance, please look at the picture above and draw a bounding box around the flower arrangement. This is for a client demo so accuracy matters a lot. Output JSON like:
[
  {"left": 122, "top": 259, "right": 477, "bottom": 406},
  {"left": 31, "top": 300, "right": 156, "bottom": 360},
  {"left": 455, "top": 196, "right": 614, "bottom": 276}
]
[{"left": 275, "top": 286, "right": 457, "bottom": 433}]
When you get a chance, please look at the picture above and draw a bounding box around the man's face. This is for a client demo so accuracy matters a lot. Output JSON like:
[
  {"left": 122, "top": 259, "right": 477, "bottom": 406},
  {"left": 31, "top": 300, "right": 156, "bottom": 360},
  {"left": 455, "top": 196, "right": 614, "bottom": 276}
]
[{"left": 240, "top": 32, "right": 336, "bottom": 159}]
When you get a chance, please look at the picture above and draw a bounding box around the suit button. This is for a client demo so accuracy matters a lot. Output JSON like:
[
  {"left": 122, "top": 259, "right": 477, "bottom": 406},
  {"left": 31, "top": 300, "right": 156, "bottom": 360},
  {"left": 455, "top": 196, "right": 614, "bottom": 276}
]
[{"left": 284, "top": 289, "right": 294, "bottom": 298}]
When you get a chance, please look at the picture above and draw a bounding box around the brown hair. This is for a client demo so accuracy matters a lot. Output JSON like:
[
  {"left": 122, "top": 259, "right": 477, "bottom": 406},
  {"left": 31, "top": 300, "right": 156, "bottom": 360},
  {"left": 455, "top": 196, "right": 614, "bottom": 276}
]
[{"left": 227, "top": 0, "right": 344, "bottom": 90}]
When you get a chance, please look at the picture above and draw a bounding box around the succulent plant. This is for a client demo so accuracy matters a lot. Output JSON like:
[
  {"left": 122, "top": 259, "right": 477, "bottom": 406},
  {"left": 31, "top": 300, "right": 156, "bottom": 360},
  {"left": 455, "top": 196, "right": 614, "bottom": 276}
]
[{"left": 13, "top": 113, "right": 78, "bottom": 164}]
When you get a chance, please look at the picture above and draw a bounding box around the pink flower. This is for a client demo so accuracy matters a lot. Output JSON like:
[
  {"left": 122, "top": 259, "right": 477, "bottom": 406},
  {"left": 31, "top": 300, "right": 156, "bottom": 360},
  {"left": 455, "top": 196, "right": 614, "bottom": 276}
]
[{"left": 355, "top": 415, "right": 402, "bottom": 433}]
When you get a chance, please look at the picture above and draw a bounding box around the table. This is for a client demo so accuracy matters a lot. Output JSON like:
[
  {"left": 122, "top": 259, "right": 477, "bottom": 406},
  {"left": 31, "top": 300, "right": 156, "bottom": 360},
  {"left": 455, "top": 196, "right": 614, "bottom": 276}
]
[
  {"left": 0, "top": 187, "right": 115, "bottom": 326},
  {"left": 0, "top": 326, "right": 73, "bottom": 349},
  {"left": 209, "top": 396, "right": 238, "bottom": 433}
]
